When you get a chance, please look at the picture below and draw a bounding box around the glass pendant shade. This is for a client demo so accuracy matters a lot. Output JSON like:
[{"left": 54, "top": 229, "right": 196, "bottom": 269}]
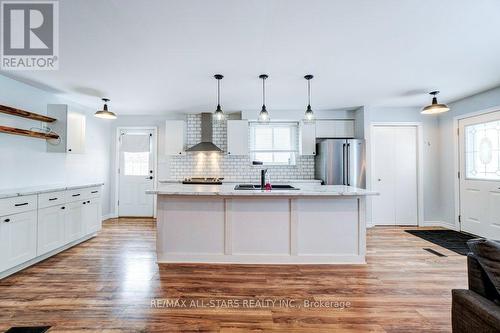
[
  {"left": 259, "top": 105, "right": 270, "bottom": 122},
  {"left": 94, "top": 98, "right": 117, "bottom": 119},
  {"left": 213, "top": 74, "right": 225, "bottom": 121},
  {"left": 421, "top": 91, "right": 450, "bottom": 115}
]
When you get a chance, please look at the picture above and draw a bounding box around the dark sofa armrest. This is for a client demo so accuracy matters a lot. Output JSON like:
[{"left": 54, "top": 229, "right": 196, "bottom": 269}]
[
  {"left": 452, "top": 289, "right": 500, "bottom": 333},
  {"left": 467, "top": 253, "right": 499, "bottom": 301}
]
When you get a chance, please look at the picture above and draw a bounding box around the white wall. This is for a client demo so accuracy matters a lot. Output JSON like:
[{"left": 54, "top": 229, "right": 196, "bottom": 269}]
[
  {"left": 0, "top": 75, "right": 112, "bottom": 217},
  {"left": 363, "top": 106, "right": 441, "bottom": 224},
  {"left": 438, "top": 86, "right": 500, "bottom": 228}
]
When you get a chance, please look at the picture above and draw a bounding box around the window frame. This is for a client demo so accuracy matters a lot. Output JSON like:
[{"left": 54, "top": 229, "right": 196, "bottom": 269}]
[{"left": 248, "top": 121, "right": 299, "bottom": 166}]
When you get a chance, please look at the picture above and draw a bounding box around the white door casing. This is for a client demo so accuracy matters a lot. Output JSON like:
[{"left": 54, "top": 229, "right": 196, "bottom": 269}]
[
  {"left": 118, "top": 128, "right": 156, "bottom": 217},
  {"left": 459, "top": 111, "right": 500, "bottom": 239},
  {"left": 371, "top": 125, "right": 418, "bottom": 226}
]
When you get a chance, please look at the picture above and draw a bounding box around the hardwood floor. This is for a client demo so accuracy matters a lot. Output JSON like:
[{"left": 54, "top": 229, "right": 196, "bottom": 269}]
[{"left": 0, "top": 218, "right": 467, "bottom": 332}]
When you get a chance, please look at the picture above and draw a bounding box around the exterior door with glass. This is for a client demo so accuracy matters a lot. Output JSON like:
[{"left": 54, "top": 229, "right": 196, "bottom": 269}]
[
  {"left": 459, "top": 111, "right": 500, "bottom": 239},
  {"left": 118, "top": 129, "right": 155, "bottom": 217}
]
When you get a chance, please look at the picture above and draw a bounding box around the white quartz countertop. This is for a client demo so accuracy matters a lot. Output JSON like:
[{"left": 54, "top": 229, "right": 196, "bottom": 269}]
[
  {"left": 159, "top": 179, "right": 323, "bottom": 184},
  {"left": 147, "top": 184, "right": 377, "bottom": 197},
  {"left": 0, "top": 182, "right": 104, "bottom": 199}
]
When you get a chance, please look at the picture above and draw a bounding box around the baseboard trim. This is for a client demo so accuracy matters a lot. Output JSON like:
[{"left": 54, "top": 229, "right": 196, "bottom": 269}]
[
  {"left": 102, "top": 213, "right": 118, "bottom": 221},
  {"left": 422, "top": 220, "right": 460, "bottom": 231},
  {"left": 0, "top": 232, "right": 97, "bottom": 280}
]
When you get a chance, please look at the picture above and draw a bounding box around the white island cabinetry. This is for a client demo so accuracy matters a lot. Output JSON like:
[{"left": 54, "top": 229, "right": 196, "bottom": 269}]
[{"left": 149, "top": 184, "right": 376, "bottom": 264}]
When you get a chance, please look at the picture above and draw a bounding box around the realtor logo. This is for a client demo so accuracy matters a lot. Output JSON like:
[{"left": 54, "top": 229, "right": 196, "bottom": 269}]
[{"left": 1, "top": 1, "right": 59, "bottom": 70}]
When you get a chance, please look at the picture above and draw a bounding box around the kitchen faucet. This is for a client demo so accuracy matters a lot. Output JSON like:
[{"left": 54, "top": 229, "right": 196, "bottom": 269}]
[{"left": 260, "top": 169, "right": 268, "bottom": 189}]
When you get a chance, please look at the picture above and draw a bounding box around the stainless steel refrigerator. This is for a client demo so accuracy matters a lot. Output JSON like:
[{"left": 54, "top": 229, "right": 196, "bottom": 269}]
[{"left": 315, "top": 139, "right": 366, "bottom": 188}]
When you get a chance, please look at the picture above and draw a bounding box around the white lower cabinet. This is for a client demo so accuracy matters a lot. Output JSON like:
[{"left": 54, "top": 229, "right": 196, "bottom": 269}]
[
  {"left": 65, "top": 200, "right": 85, "bottom": 243},
  {"left": 83, "top": 198, "right": 101, "bottom": 235},
  {"left": 37, "top": 204, "right": 66, "bottom": 256},
  {"left": 0, "top": 185, "right": 102, "bottom": 278},
  {"left": 0, "top": 211, "right": 37, "bottom": 272}
]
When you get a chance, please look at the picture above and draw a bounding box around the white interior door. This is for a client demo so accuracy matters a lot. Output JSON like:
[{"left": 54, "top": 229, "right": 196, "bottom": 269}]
[
  {"left": 118, "top": 129, "right": 155, "bottom": 217},
  {"left": 459, "top": 111, "right": 500, "bottom": 239},
  {"left": 372, "top": 125, "right": 418, "bottom": 226}
]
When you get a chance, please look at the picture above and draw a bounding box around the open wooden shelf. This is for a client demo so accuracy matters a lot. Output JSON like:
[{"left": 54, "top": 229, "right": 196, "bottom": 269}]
[
  {"left": 0, "top": 125, "right": 59, "bottom": 140},
  {"left": 0, "top": 104, "right": 57, "bottom": 123}
]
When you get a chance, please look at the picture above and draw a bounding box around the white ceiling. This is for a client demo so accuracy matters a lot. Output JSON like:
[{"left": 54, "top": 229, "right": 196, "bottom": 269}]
[{"left": 2, "top": 0, "right": 500, "bottom": 115}]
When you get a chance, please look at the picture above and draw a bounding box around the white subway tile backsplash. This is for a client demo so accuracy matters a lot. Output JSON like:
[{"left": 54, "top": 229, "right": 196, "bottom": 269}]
[{"left": 170, "top": 114, "right": 315, "bottom": 180}]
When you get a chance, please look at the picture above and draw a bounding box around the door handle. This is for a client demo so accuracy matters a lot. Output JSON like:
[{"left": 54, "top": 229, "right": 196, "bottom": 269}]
[
  {"left": 346, "top": 143, "right": 350, "bottom": 186},
  {"left": 342, "top": 143, "right": 346, "bottom": 185}
]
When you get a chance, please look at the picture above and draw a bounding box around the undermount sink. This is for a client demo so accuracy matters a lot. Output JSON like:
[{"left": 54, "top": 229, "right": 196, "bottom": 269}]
[{"left": 234, "top": 184, "right": 300, "bottom": 190}]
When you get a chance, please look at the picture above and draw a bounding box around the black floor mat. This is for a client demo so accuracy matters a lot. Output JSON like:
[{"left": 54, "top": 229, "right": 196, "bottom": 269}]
[
  {"left": 5, "top": 327, "right": 51, "bottom": 333},
  {"left": 405, "top": 229, "right": 479, "bottom": 255}
]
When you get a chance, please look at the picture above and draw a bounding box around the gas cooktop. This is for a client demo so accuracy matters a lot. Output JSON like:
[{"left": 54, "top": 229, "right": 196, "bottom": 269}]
[{"left": 182, "top": 177, "right": 224, "bottom": 185}]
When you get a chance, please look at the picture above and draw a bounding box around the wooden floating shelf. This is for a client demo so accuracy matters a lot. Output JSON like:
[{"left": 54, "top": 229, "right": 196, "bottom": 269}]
[
  {"left": 0, "top": 125, "right": 59, "bottom": 140},
  {"left": 0, "top": 104, "right": 57, "bottom": 123}
]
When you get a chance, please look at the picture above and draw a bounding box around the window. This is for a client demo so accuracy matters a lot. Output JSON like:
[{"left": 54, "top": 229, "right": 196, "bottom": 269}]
[
  {"left": 123, "top": 152, "right": 150, "bottom": 176},
  {"left": 249, "top": 122, "right": 298, "bottom": 165},
  {"left": 465, "top": 120, "right": 500, "bottom": 180}
]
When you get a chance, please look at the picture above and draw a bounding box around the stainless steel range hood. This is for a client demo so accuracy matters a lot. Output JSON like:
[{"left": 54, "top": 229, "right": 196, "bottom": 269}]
[{"left": 185, "top": 113, "right": 222, "bottom": 152}]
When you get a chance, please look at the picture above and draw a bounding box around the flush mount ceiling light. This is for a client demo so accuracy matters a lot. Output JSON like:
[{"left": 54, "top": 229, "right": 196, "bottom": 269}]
[
  {"left": 213, "top": 74, "right": 225, "bottom": 121},
  {"left": 304, "top": 74, "right": 315, "bottom": 122},
  {"left": 421, "top": 91, "right": 450, "bottom": 115},
  {"left": 94, "top": 98, "right": 117, "bottom": 119},
  {"left": 258, "top": 74, "right": 270, "bottom": 122}
]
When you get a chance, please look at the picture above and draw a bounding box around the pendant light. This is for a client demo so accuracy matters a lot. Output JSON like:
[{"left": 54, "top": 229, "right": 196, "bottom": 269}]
[
  {"left": 94, "top": 98, "right": 117, "bottom": 119},
  {"left": 304, "top": 74, "right": 315, "bottom": 122},
  {"left": 258, "top": 74, "right": 270, "bottom": 122},
  {"left": 213, "top": 74, "right": 225, "bottom": 121},
  {"left": 421, "top": 91, "right": 450, "bottom": 114}
]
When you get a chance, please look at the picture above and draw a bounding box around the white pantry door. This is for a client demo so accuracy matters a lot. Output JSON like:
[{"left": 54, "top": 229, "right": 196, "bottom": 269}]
[
  {"left": 118, "top": 129, "right": 155, "bottom": 217},
  {"left": 459, "top": 111, "right": 500, "bottom": 239},
  {"left": 371, "top": 125, "right": 418, "bottom": 226}
]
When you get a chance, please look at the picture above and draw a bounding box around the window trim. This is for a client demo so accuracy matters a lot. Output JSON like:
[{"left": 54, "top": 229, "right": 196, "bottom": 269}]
[{"left": 249, "top": 121, "right": 299, "bottom": 166}]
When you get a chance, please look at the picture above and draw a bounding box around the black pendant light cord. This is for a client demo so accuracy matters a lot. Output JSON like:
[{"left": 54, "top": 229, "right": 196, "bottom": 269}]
[
  {"left": 307, "top": 79, "right": 311, "bottom": 107},
  {"left": 217, "top": 78, "right": 221, "bottom": 107},
  {"left": 262, "top": 77, "right": 266, "bottom": 107}
]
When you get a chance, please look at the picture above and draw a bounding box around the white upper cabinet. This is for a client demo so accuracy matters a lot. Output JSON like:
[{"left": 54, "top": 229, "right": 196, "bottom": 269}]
[
  {"left": 46, "top": 104, "right": 86, "bottom": 154},
  {"left": 227, "top": 120, "right": 249, "bottom": 155},
  {"left": 165, "top": 120, "right": 186, "bottom": 155},
  {"left": 316, "top": 120, "right": 354, "bottom": 138},
  {"left": 299, "top": 121, "right": 316, "bottom": 156}
]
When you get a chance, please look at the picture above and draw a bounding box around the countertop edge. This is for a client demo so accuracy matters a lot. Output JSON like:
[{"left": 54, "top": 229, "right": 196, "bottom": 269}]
[{"left": 0, "top": 183, "right": 105, "bottom": 199}]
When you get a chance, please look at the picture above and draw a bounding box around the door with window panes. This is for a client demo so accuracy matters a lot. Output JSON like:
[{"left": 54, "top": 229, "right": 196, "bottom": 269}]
[
  {"left": 459, "top": 111, "right": 500, "bottom": 239},
  {"left": 249, "top": 122, "right": 298, "bottom": 165},
  {"left": 118, "top": 129, "right": 155, "bottom": 217}
]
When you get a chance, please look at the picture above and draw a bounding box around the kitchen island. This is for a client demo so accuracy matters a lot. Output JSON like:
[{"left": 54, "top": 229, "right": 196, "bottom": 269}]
[{"left": 147, "top": 184, "right": 377, "bottom": 264}]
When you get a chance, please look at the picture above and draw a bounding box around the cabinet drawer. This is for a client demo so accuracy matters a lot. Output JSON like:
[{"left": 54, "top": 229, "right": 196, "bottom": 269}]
[
  {"left": 66, "top": 188, "right": 90, "bottom": 202},
  {"left": 38, "top": 191, "right": 66, "bottom": 209},
  {"left": 0, "top": 195, "right": 37, "bottom": 217},
  {"left": 84, "top": 186, "right": 101, "bottom": 199}
]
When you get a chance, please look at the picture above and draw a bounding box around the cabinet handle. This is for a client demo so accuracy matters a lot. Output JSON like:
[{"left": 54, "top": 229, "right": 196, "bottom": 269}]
[
  {"left": 61, "top": 206, "right": 65, "bottom": 210},
  {"left": 228, "top": 152, "right": 231, "bottom": 155},
  {"left": 72, "top": 194, "right": 81, "bottom": 197},
  {"left": 91, "top": 191, "right": 98, "bottom": 194},
  {"left": 87, "top": 201, "right": 90, "bottom": 204},
  {"left": 4, "top": 218, "right": 10, "bottom": 222},
  {"left": 49, "top": 197, "right": 58, "bottom": 201},
  {"left": 178, "top": 152, "right": 182, "bottom": 155},
  {"left": 14, "top": 203, "right": 28, "bottom": 207},
  {"left": 83, "top": 202, "right": 86, "bottom": 205},
  {"left": 68, "top": 149, "right": 72, "bottom": 152}
]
